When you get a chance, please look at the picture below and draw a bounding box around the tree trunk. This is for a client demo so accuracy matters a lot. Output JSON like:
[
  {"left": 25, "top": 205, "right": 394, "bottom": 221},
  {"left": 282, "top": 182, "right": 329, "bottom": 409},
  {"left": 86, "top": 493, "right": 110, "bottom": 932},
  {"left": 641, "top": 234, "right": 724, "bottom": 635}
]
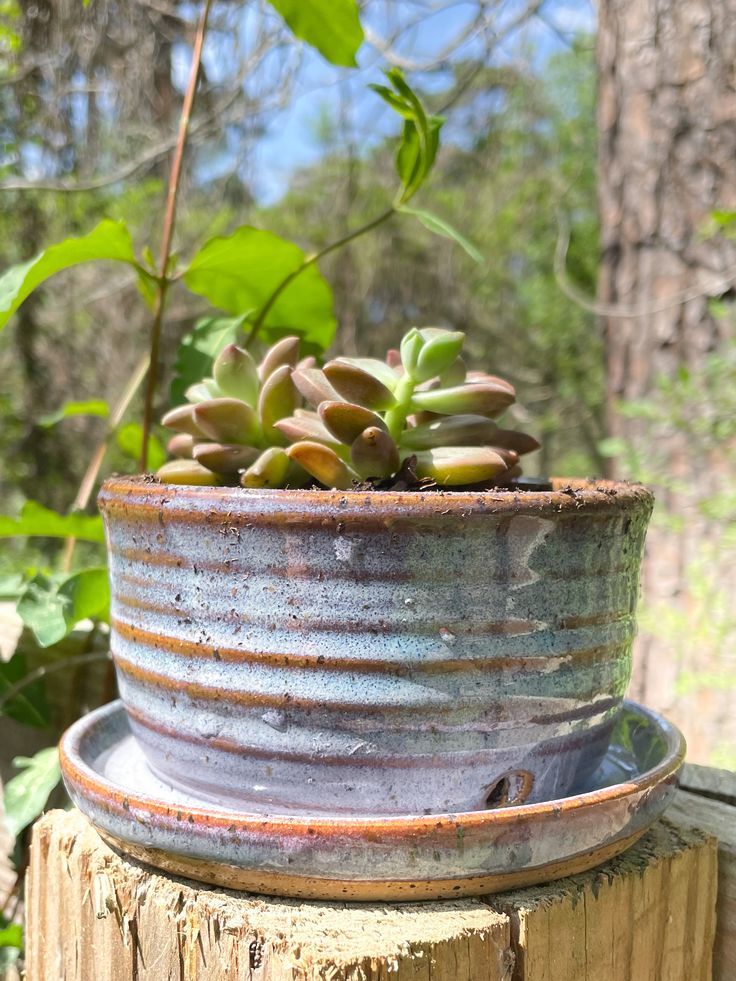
[{"left": 597, "top": 0, "right": 736, "bottom": 763}]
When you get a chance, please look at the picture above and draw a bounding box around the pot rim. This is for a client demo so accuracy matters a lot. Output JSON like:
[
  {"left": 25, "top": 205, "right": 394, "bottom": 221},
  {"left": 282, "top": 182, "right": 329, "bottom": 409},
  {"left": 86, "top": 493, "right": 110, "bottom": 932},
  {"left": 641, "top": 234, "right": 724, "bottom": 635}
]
[{"left": 99, "top": 474, "right": 653, "bottom": 521}]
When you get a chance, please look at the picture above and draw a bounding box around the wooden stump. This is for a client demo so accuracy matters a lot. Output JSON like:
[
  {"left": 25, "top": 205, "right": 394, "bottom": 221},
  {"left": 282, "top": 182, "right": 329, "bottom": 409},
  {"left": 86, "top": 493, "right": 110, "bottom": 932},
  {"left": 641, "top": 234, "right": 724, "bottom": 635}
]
[
  {"left": 26, "top": 808, "right": 717, "bottom": 981},
  {"left": 669, "top": 767, "right": 736, "bottom": 981}
]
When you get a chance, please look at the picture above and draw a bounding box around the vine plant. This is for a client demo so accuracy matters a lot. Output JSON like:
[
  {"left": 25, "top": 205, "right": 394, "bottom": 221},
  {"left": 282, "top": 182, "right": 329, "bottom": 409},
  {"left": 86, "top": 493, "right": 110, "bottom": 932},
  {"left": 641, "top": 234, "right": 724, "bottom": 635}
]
[{"left": 0, "top": 0, "right": 480, "bottom": 858}]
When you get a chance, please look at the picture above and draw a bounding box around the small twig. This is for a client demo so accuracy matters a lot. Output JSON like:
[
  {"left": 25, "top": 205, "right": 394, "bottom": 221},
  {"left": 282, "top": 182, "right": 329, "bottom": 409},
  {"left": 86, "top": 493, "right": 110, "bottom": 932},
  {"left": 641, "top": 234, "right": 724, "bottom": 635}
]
[{"left": 140, "top": 0, "right": 213, "bottom": 471}]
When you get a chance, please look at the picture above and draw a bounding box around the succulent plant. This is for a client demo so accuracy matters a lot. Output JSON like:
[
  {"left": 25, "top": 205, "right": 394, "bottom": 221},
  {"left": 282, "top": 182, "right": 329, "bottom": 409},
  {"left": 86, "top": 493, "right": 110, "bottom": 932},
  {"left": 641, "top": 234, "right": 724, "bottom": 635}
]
[{"left": 158, "top": 328, "right": 539, "bottom": 490}]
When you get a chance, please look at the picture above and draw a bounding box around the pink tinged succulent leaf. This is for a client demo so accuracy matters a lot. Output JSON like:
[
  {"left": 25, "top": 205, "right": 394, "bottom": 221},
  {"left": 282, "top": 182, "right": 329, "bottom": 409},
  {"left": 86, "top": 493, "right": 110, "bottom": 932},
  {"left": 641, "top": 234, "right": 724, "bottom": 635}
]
[
  {"left": 318, "top": 400, "right": 388, "bottom": 445},
  {"left": 241, "top": 447, "right": 291, "bottom": 488},
  {"left": 297, "top": 355, "right": 317, "bottom": 370},
  {"left": 156, "top": 460, "right": 221, "bottom": 486},
  {"left": 213, "top": 344, "right": 260, "bottom": 406},
  {"left": 258, "top": 364, "right": 297, "bottom": 442},
  {"left": 491, "top": 429, "right": 541, "bottom": 455},
  {"left": 335, "top": 357, "right": 400, "bottom": 391},
  {"left": 192, "top": 442, "right": 261, "bottom": 474},
  {"left": 465, "top": 371, "right": 516, "bottom": 397},
  {"left": 410, "top": 383, "right": 515, "bottom": 417},
  {"left": 412, "top": 447, "right": 509, "bottom": 486},
  {"left": 351, "top": 427, "right": 400, "bottom": 479},
  {"left": 167, "top": 433, "right": 196, "bottom": 459},
  {"left": 273, "top": 411, "right": 341, "bottom": 448},
  {"left": 285, "top": 440, "right": 357, "bottom": 490},
  {"left": 323, "top": 360, "right": 397, "bottom": 411},
  {"left": 399, "top": 414, "right": 502, "bottom": 450},
  {"left": 193, "top": 398, "right": 261, "bottom": 445},
  {"left": 385, "top": 348, "right": 402, "bottom": 369},
  {"left": 291, "top": 367, "right": 342, "bottom": 408},
  {"left": 491, "top": 447, "right": 520, "bottom": 468},
  {"left": 258, "top": 335, "right": 300, "bottom": 382},
  {"left": 161, "top": 404, "right": 208, "bottom": 438}
]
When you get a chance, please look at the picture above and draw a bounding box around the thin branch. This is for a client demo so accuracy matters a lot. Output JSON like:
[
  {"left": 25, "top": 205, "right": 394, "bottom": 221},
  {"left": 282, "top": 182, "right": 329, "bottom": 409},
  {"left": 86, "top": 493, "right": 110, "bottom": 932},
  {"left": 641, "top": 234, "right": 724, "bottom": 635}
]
[
  {"left": 0, "top": 651, "right": 111, "bottom": 714},
  {"left": 140, "top": 0, "right": 213, "bottom": 471},
  {"left": 61, "top": 353, "right": 150, "bottom": 573}
]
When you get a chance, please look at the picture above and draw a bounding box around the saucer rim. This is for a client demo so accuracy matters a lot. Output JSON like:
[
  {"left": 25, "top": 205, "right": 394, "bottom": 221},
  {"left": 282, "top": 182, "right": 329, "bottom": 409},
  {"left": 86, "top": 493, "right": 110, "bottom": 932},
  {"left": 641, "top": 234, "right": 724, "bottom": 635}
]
[{"left": 60, "top": 698, "right": 686, "bottom": 831}]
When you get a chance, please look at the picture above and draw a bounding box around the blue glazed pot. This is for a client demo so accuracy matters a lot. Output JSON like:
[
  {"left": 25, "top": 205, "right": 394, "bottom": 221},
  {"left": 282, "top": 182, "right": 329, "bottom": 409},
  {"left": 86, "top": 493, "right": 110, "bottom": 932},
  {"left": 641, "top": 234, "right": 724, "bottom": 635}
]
[{"left": 98, "top": 476, "right": 653, "bottom": 816}]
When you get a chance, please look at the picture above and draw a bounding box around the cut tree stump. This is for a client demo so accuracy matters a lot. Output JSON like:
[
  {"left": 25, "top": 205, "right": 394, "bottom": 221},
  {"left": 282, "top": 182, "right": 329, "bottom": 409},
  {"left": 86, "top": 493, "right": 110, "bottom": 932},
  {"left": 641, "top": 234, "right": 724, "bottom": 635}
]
[
  {"left": 669, "top": 786, "right": 736, "bottom": 981},
  {"left": 26, "top": 808, "right": 717, "bottom": 981}
]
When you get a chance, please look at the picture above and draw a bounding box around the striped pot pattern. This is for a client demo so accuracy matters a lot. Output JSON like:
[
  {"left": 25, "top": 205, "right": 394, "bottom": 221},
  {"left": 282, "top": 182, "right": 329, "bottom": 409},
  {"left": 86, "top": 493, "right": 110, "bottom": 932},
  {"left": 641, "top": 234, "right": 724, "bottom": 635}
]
[{"left": 98, "top": 476, "right": 654, "bottom": 816}]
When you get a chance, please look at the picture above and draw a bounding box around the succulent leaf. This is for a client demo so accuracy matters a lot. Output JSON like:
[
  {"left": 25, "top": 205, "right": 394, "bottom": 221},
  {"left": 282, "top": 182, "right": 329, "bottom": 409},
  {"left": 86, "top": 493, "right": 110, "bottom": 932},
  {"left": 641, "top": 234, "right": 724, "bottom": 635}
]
[
  {"left": 291, "top": 367, "right": 342, "bottom": 408},
  {"left": 241, "top": 447, "right": 291, "bottom": 488},
  {"left": 351, "top": 427, "right": 400, "bottom": 479},
  {"left": 319, "top": 401, "right": 388, "bottom": 445},
  {"left": 258, "top": 335, "right": 300, "bottom": 382},
  {"left": 273, "top": 411, "right": 341, "bottom": 447},
  {"left": 439, "top": 356, "right": 466, "bottom": 387},
  {"left": 413, "top": 447, "right": 509, "bottom": 486},
  {"left": 193, "top": 397, "right": 261, "bottom": 445},
  {"left": 324, "top": 360, "right": 396, "bottom": 411},
  {"left": 415, "top": 329, "right": 465, "bottom": 383},
  {"left": 411, "top": 382, "right": 515, "bottom": 418},
  {"left": 214, "top": 344, "right": 260, "bottom": 406},
  {"left": 258, "top": 364, "right": 297, "bottom": 442},
  {"left": 491, "top": 429, "right": 541, "bottom": 455},
  {"left": 185, "top": 381, "right": 218, "bottom": 403},
  {"left": 161, "top": 404, "right": 208, "bottom": 437},
  {"left": 156, "top": 460, "right": 221, "bottom": 485},
  {"left": 286, "top": 441, "right": 357, "bottom": 490},
  {"left": 167, "top": 433, "right": 196, "bottom": 458},
  {"left": 335, "top": 357, "right": 399, "bottom": 391},
  {"left": 400, "top": 414, "right": 502, "bottom": 450},
  {"left": 192, "top": 442, "right": 261, "bottom": 474}
]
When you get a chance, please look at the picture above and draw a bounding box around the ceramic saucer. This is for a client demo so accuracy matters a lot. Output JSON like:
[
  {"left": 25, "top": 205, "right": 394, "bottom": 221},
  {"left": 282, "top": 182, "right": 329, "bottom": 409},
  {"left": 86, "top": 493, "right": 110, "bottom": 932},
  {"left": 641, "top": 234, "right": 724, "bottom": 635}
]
[{"left": 60, "top": 699, "right": 684, "bottom": 901}]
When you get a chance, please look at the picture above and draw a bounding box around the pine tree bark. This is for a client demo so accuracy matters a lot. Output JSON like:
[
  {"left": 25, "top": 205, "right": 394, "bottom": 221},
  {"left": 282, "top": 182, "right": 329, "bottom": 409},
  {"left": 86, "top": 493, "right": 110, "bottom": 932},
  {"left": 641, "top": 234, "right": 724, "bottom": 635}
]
[{"left": 597, "top": 0, "right": 736, "bottom": 761}]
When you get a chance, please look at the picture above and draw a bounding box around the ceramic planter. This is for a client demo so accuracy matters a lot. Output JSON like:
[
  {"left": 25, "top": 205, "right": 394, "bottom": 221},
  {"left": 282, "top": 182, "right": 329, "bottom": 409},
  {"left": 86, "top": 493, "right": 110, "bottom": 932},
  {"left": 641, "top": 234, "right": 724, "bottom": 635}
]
[{"left": 98, "top": 476, "right": 653, "bottom": 816}]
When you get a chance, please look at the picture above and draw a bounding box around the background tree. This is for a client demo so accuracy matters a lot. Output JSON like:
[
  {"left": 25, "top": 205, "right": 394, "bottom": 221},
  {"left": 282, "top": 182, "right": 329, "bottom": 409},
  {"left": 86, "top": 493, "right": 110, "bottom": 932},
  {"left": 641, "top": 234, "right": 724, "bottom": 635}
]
[{"left": 598, "top": 0, "right": 736, "bottom": 763}]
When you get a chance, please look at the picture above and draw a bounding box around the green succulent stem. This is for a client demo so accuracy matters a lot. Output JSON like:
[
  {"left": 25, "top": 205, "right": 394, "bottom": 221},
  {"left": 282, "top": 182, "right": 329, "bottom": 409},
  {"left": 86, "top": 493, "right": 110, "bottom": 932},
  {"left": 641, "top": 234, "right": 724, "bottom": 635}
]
[{"left": 384, "top": 373, "right": 416, "bottom": 442}]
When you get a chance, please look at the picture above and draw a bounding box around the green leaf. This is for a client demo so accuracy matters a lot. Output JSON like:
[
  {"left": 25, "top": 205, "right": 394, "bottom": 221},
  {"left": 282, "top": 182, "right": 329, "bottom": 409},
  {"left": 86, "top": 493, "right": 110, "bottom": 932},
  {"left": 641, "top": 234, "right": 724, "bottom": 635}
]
[
  {"left": 0, "top": 923, "right": 22, "bottom": 949},
  {"left": 267, "top": 0, "right": 363, "bottom": 67},
  {"left": 116, "top": 423, "right": 166, "bottom": 471},
  {"left": 372, "top": 70, "right": 444, "bottom": 204},
  {"left": 183, "top": 227, "right": 336, "bottom": 351},
  {"left": 0, "top": 656, "right": 49, "bottom": 729},
  {"left": 0, "top": 501, "right": 105, "bottom": 543},
  {"left": 38, "top": 398, "right": 109, "bottom": 428},
  {"left": 0, "top": 220, "right": 151, "bottom": 331},
  {"left": 3, "top": 746, "right": 60, "bottom": 839},
  {"left": 17, "top": 569, "right": 110, "bottom": 647},
  {"left": 399, "top": 206, "right": 483, "bottom": 263},
  {"left": 170, "top": 315, "right": 245, "bottom": 406}
]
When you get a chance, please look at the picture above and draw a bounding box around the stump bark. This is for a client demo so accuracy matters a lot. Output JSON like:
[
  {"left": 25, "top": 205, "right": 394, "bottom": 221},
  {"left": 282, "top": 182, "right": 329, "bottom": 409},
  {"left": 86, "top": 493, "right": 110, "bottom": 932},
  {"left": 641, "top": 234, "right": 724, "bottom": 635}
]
[{"left": 26, "top": 807, "right": 717, "bottom": 981}]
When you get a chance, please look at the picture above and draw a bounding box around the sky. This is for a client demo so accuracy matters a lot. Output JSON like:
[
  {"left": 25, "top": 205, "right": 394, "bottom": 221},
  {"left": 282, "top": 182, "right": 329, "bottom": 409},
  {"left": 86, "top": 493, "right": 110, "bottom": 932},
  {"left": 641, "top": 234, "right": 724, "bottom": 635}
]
[{"left": 174, "top": 0, "right": 596, "bottom": 204}]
